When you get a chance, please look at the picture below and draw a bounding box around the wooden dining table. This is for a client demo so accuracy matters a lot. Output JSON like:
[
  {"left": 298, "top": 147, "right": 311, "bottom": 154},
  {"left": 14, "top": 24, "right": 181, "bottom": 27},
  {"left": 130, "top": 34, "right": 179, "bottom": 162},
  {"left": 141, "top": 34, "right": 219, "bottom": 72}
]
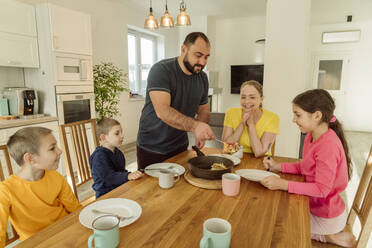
[{"left": 16, "top": 148, "right": 311, "bottom": 248}]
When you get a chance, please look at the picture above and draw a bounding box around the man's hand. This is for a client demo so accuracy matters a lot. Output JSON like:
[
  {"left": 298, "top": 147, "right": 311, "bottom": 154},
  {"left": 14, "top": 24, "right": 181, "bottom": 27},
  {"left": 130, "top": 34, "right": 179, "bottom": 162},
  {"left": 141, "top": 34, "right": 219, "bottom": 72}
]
[
  {"left": 193, "top": 121, "right": 215, "bottom": 149},
  {"left": 260, "top": 176, "right": 288, "bottom": 191}
]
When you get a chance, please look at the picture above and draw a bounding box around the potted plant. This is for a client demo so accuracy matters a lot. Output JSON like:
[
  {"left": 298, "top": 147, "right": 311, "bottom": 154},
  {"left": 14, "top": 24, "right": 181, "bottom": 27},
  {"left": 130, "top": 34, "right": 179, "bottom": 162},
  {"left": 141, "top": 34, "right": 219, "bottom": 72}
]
[{"left": 93, "top": 62, "right": 129, "bottom": 120}]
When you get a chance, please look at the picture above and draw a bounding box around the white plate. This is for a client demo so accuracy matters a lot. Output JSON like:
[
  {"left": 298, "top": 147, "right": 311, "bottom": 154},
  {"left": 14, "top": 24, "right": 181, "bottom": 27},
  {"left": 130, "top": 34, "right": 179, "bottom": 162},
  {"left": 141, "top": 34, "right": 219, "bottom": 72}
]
[
  {"left": 79, "top": 198, "right": 142, "bottom": 229},
  {"left": 235, "top": 169, "right": 280, "bottom": 182},
  {"left": 209, "top": 154, "right": 241, "bottom": 166},
  {"left": 144, "top": 162, "right": 185, "bottom": 177}
]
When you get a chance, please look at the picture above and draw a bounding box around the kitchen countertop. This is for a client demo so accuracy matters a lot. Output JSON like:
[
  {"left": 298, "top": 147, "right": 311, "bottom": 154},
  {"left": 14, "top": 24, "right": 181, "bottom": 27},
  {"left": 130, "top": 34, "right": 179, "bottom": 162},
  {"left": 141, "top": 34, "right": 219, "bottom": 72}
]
[{"left": 0, "top": 116, "right": 59, "bottom": 129}]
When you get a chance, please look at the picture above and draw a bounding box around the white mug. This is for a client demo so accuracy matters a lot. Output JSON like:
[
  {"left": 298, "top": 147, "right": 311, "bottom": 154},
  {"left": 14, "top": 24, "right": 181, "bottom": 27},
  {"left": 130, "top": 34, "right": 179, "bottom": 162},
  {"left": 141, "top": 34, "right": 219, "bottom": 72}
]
[{"left": 159, "top": 170, "right": 179, "bottom": 189}]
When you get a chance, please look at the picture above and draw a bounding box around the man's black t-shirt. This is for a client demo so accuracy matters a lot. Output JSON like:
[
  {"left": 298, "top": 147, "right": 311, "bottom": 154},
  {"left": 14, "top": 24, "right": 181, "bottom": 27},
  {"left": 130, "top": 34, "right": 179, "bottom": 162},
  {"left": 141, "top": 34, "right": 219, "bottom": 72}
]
[{"left": 137, "top": 57, "right": 209, "bottom": 155}]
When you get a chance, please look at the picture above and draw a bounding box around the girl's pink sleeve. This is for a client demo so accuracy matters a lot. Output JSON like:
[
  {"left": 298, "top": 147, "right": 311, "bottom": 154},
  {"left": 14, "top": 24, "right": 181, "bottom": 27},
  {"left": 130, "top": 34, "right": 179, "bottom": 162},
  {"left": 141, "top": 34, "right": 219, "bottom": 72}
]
[
  {"left": 281, "top": 162, "right": 301, "bottom": 174},
  {"left": 287, "top": 148, "right": 340, "bottom": 197}
]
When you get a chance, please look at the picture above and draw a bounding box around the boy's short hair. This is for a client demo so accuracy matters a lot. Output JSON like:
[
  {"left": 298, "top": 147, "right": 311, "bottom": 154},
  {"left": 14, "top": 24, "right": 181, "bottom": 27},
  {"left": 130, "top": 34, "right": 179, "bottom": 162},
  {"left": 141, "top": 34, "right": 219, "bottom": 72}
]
[
  {"left": 7, "top": 127, "right": 52, "bottom": 166},
  {"left": 96, "top": 118, "right": 121, "bottom": 140}
]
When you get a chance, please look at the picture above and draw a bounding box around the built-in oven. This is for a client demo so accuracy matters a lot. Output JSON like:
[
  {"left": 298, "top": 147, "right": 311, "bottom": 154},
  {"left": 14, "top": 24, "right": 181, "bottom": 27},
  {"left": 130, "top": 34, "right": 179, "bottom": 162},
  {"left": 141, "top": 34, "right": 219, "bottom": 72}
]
[{"left": 56, "top": 85, "right": 95, "bottom": 124}]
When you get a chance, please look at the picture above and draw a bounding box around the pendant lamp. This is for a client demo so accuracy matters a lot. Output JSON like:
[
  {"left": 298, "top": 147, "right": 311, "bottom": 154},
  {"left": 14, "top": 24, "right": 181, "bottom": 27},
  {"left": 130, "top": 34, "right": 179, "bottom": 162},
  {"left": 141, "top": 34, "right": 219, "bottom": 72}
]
[
  {"left": 160, "top": 0, "right": 174, "bottom": 28},
  {"left": 144, "top": 0, "right": 158, "bottom": 30},
  {"left": 176, "top": 0, "right": 191, "bottom": 26}
]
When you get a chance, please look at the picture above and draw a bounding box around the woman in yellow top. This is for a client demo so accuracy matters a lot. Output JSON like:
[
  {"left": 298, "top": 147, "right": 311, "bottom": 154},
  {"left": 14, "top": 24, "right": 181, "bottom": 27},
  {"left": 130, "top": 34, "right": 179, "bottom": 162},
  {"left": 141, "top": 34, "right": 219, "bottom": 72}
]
[{"left": 222, "top": 80, "right": 279, "bottom": 157}]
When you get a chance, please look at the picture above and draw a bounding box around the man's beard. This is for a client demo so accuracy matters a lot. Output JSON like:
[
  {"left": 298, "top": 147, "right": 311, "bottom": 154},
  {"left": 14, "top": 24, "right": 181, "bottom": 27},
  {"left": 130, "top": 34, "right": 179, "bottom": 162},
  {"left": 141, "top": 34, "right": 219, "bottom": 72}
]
[{"left": 183, "top": 54, "right": 204, "bottom": 74}]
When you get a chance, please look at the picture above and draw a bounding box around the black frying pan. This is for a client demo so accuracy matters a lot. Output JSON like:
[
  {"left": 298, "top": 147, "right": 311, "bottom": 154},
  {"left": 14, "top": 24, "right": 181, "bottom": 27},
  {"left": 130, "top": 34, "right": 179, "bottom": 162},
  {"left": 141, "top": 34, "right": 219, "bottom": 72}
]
[{"left": 187, "top": 146, "right": 234, "bottom": 180}]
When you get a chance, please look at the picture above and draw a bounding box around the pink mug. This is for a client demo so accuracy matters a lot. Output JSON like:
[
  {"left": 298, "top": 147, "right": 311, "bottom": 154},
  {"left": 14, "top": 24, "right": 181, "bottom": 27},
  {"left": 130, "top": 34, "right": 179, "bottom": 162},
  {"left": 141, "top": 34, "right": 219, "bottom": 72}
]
[{"left": 222, "top": 173, "right": 241, "bottom": 196}]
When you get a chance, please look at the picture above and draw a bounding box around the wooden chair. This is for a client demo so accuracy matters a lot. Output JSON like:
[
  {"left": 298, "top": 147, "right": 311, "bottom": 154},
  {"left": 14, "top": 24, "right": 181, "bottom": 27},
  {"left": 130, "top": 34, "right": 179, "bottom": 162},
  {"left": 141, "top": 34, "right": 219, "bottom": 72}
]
[
  {"left": 312, "top": 145, "right": 372, "bottom": 248},
  {"left": 0, "top": 145, "right": 19, "bottom": 246},
  {"left": 58, "top": 119, "right": 99, "bottom": 203}
]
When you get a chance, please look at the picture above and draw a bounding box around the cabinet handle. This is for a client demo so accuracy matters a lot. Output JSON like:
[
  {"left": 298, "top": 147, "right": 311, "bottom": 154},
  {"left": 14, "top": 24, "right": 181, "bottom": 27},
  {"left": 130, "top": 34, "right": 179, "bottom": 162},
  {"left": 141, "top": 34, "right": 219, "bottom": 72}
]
[{"left": 8, "top": 60, "right": 22, "bottom": 65}]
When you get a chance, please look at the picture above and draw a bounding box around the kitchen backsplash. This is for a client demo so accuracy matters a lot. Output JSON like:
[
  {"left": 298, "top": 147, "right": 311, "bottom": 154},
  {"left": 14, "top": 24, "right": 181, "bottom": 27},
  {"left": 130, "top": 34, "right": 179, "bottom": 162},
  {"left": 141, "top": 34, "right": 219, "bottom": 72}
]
[{"left": 0, "top": 67, "right": 25, "bottom": 92}]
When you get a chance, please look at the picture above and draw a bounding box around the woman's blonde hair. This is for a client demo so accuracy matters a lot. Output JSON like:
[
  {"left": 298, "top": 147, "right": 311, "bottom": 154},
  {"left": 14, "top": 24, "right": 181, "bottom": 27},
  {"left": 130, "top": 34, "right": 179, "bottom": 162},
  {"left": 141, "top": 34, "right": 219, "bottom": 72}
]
[{"left": 240, "top": 80, "right": 263, "bottom": 107}]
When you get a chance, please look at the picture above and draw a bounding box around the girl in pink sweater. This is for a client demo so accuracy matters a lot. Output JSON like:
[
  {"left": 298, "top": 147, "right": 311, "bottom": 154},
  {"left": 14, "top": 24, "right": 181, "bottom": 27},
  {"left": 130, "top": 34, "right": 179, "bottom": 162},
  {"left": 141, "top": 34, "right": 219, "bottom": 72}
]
[{"left": 260, "top": 89, "right": 356, "bottom": 247}]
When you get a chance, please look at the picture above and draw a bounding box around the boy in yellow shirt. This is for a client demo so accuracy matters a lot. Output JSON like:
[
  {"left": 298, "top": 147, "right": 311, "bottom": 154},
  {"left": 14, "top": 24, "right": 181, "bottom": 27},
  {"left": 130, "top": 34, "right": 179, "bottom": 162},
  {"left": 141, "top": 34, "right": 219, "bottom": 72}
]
[{"left": 0, "top": 127, "right": 81, "bottom": 247}]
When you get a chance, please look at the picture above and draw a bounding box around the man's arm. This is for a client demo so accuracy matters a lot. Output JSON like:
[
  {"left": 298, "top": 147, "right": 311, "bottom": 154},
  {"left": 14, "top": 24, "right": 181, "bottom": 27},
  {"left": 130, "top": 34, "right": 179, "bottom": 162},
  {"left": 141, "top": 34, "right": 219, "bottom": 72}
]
[
  {"left": 150, "top": 91, "right": 196, "bottom": 131},
  {"left": 149, "top": 91, "right": 215, "bottom": 148},
  {"left": 196, "top": 103, "right": 210, "bottom": 123}
]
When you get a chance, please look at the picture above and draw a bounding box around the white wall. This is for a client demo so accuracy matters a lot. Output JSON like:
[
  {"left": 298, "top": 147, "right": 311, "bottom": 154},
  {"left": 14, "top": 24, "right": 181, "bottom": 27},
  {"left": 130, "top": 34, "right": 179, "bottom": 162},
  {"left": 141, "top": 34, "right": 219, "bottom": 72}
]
[
  {"left": 178, "top": 16, "right": 208, "bottom": 49},
  {"left": 19, "top": 0, "right": 179, "bottom": 144},
  {"left": 0, "top": 67, "right": 25, "bottom": 91},
  {"left": 310, "top": 21, "right": 372, "bottom": 132},
  {"left": 214, "top": 1, "right": 372, "bottom": 157},
  {"left": 263, "top": 0, "right": 311, "bottom": 158},
  {"left": 311, "top": 0, "right": 372, "bottom": 25},
  {"left": 214, "top": 16, "right": 266, "bottom": 112}
]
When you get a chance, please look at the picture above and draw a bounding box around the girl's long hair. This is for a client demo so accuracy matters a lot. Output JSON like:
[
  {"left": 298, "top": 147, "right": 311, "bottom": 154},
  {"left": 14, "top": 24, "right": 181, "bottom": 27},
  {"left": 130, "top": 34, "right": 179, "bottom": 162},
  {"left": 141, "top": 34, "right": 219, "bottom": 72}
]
[{"left": 293, "top": 89, "right": 352, "bottom": 180}]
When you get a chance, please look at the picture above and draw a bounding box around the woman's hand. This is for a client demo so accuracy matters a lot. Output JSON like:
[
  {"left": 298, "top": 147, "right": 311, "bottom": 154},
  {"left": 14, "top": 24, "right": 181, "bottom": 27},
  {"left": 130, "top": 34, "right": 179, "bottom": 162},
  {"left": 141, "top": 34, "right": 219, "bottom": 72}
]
[
  {"left": 263, "top": 157, "right": 282, "bottom": 172},
  {"left": 242, "top": 106, "right": 254, "bottom": 126},
  {"left": 241, "top": 111, "right": 250, "bottom": 126},
  {"left": 246, "top": 110, "right": 255, "bottom": 126},
  {"left": 260, "top": 176, "right": 288, "bottom": 191},
  {"left": 128, "top": 170, "right": 144, "bottom": 180}
]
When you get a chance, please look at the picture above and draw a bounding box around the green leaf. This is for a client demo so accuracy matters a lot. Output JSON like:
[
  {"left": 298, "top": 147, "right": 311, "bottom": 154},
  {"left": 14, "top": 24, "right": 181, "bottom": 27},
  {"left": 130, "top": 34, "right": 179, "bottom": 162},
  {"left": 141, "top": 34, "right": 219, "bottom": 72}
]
[{"left": 93, "top": 62, "right": 129, "bottom": 120}]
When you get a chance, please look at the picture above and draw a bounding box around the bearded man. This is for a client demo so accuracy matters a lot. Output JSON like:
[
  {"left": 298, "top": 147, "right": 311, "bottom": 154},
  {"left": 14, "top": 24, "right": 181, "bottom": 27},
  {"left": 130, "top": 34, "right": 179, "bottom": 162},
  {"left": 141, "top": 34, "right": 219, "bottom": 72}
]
[{"left": 136, "top": 32, "right": 215, "bottom": 169}]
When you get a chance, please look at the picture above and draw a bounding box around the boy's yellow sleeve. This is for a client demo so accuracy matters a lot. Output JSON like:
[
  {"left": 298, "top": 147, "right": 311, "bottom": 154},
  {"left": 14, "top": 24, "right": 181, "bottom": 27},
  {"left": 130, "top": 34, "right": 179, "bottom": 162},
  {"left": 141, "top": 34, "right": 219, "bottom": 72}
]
[
  {"left": 58, "top": 175, "right": 82, "bottom": 213},
  {"left": 0, "top": 184, "right": 11, "bottom": 248}
]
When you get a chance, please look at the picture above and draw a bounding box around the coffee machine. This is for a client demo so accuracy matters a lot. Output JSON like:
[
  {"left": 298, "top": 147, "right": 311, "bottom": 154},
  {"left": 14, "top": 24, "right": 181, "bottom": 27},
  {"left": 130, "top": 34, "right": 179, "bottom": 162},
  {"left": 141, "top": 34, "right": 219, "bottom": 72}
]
[{"left": 3, "top": 88, "right": 39, "bottom": 116}]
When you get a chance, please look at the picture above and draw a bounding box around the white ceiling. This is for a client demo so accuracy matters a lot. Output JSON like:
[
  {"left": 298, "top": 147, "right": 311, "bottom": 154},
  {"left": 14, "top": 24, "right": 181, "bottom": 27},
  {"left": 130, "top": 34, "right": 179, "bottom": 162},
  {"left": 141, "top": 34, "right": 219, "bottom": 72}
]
[
  {"left": 123, "top": 0, "right": 267, "bottom": 18},
  {"left": 123, "top": 0, "right": 372, "bottom": 23}
]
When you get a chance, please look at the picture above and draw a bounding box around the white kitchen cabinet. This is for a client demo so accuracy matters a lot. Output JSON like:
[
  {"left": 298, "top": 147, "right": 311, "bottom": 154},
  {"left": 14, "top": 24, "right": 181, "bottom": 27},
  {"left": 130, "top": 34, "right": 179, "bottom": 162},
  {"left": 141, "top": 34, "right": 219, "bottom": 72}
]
[
  {"left": 0, "top": 0, "right": 37, "bottom": 36},
  {"left": 0, "top": 0, "right": 39, "bottom": 68},
  {"left": 49, "top": 4, "right": 92, "bottom": 55},
  {"left": 0, "top": 32, "right": 39, "bottom": 68}
]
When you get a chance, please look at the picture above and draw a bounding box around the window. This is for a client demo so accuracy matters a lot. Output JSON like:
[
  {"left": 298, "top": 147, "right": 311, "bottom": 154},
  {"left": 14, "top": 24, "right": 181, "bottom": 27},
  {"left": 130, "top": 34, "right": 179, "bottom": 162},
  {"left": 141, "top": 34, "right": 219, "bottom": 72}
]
[
  {"left": 317, "top": 60, "right": 343, "bottom": 90},
  {"left": 128, "top": 30, "right": 157, "bottom": 97}
]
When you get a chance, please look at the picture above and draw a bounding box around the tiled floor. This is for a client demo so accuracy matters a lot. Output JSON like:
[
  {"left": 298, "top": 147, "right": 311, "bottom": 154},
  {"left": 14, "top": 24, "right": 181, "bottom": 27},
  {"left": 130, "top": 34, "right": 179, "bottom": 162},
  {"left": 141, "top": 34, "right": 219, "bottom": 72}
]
[
  {"left": 340, "top": 131, "right": 372, "bottom": 247},
  {"left": 342, "top": 131, "right": 372, "bottom": 210}
]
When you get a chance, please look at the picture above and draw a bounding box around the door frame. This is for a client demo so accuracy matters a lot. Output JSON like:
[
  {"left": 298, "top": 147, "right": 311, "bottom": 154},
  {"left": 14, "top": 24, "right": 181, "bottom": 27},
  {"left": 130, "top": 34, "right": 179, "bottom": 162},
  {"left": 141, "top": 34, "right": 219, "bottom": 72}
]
[{"left": 310, "top": 50, "right": 352, "bottom": 120}]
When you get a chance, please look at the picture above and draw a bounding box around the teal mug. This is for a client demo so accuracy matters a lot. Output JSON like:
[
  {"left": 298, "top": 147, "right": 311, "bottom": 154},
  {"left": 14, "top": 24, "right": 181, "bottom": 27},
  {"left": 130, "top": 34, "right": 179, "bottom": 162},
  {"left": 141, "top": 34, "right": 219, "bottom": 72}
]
[
  {"left": 88, "top": 215, "right": 120, "bottom": 248},
  {"left": 200, "top": 218, "right": 231, "bottom": 248}
]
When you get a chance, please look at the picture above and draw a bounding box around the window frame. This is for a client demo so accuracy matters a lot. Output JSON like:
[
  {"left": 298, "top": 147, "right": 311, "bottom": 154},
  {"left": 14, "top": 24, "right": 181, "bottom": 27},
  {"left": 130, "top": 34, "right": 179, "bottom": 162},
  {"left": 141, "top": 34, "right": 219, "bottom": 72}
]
[{"left": 128, "top": 29, "right": 158, "bottom": 97}]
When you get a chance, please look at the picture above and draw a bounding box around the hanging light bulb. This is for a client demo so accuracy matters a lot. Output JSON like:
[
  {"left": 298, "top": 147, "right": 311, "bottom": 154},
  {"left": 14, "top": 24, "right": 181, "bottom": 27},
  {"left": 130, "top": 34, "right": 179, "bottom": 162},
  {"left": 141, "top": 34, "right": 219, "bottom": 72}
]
[
  {"left": 144, "top": 0, "right": 158, "bottom": 30},
  {"left": 160, "top": 0, "right": 174, "bottom": 28},
  {"left": 176, "top": 0, "right": 191, "bottom": 26}
]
